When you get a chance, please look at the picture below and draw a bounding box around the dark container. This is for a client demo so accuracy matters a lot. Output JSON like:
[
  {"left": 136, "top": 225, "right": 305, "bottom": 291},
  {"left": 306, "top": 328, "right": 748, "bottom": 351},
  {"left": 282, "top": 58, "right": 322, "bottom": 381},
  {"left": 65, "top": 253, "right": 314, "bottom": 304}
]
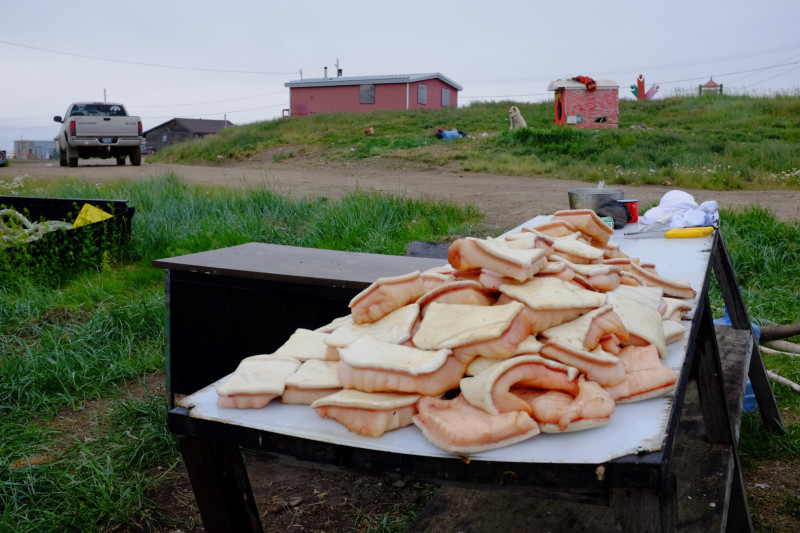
[{"left": 0, "top": 195, "right": 135, "bottom": 281}]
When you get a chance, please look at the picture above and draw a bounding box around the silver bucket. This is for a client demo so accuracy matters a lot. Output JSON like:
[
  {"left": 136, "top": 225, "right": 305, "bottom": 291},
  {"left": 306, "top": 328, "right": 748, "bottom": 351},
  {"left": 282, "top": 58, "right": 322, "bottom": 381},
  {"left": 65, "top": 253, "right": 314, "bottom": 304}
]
[{"left": 567, "top": 188, "right": 624, "bottom": 211}]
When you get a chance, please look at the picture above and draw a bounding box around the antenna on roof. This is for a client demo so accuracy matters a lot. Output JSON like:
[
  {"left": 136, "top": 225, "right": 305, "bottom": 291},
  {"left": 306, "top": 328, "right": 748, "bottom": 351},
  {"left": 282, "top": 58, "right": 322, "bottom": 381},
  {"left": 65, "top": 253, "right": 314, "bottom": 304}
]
[
  {"left": 324, "top": 66, "right": 328, "bottom": 79},
  {"left": 299, "top": 68, "right": 303, "bottom": 80},
  {"left": 336, "top": 58, "right": 342, "bottom": 77}
]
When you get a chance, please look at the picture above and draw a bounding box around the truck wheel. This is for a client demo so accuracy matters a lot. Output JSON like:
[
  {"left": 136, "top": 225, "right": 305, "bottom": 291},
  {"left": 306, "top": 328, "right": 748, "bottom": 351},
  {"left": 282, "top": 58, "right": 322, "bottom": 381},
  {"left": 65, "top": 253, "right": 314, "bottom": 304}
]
[
  {"left": 59, "top": 150, "right": 67, "bottom": 166},
  {"left": 116, "top": 157, "right": 126, "bottom": 166},
  {"left": 130, "top": 147, "right": 142, "bottom": 166},
  {"left": 68, "top": 155, "right": 78, "bottom": 167}
]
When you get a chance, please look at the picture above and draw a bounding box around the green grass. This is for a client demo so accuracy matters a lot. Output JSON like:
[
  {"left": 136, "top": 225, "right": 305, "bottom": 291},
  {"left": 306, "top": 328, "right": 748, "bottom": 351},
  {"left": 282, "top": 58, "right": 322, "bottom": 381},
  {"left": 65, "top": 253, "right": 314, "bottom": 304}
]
[
  {"left": 8, "top": 173, "right": 481, "bottom": 267},
  {"left": 2, "top": 392, "right": 177, "bottom": 532},
  {"left": 713, "top": 206, "right": 800, "bottom": 330},
  {"left": 152, "top": 94, "right": 800, "bottom": 190},
  {"left": 0, "top": 175, "right": 482, "bottom": 532},
  {"left": 717, "top": 208, "right": 800, "bottom": 456},
  {"left": 0, "top": 276, "right": 164, "bottom": 418},
  {"left": 713, "top": 206, "right": 800, "bottom": 530}
]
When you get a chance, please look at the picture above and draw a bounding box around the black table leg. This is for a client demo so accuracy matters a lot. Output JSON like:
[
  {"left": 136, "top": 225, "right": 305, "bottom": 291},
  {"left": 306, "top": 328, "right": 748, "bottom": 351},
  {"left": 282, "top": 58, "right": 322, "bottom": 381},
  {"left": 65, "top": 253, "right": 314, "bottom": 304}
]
[
  {"left": 693, "top": 298, "right": 754, "bottom": 533},
  {"left": 711, "top": 233, "right": 783, "bottom": 433},
  {"left": 610, "top": 472, "right": 677, "bottom": 532},
  {"left": 179, "top": 436, "right": 263, "bottom": 533}
]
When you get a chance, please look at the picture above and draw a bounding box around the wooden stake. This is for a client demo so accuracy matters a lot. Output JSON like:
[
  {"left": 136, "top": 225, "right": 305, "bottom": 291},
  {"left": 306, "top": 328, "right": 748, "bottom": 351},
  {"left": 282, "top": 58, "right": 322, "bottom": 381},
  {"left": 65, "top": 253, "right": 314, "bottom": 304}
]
[
  {"left": 761, "top": 346, "right": 798, "bottom": 358},
  {"left": 767, "top": 370, "right": 800, "bottom": 393},
  {"left": 759, "top": 322, "right": 800, "bottom": 342},
  {"left": 765, "top": 340, "right": 800, "bottom": 354}
]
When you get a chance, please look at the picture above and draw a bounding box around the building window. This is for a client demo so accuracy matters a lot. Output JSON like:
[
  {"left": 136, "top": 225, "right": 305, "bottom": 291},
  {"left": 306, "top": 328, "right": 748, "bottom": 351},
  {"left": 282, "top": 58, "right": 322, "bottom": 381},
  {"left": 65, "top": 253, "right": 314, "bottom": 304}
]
[
  {"left": 442, "top": 88, "right": 450, "bottom": 107},
  {"left": 418, "top": 85, "right": 427, "bottom": 105},
  {"left": 360, "top": 84, "right": 375, "bottom": 104}
]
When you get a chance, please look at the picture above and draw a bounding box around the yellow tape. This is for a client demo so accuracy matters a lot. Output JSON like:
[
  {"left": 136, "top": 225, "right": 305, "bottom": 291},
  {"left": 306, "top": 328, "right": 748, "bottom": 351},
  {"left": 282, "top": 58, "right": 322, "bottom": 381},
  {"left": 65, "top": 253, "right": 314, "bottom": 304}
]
[{"left": 72, "top": 203, "right": 113, "bottom": 228}]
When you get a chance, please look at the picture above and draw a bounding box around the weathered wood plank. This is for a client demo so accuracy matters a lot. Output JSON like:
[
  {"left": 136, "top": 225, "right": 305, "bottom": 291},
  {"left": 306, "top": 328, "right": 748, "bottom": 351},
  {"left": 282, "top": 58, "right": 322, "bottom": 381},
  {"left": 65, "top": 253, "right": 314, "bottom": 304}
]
[
  {"left": 711, "top": 234, "right": 783, "bottom": 433},
  {"left": 693, "top": 300, "right": 734, "bottom": 446},
  {"left": 154, "top": 242, "right": 445, "bottom": 288},
  {"left": 715, "top": 325, "right": 751, "bottom": 441}
]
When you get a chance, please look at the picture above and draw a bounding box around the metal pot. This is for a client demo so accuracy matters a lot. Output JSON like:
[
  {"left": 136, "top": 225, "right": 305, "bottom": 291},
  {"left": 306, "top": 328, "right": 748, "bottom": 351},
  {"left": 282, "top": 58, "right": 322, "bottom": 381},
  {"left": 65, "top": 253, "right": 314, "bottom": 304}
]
[{"left": 567, "top": 188, "right": 625, "bottom": 211}]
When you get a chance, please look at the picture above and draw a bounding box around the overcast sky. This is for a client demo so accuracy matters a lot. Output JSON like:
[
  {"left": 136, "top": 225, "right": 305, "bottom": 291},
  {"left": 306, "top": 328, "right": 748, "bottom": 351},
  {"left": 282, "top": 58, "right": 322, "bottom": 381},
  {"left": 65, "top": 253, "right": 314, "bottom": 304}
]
[{"left": 3, "top": 1, "right": 800, "bottom": 154}]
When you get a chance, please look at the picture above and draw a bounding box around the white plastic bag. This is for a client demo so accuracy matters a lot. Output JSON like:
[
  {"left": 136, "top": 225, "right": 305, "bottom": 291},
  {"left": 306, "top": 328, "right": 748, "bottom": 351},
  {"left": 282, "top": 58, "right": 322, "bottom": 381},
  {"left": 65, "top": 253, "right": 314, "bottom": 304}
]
[{"left": 639, "top": 190, "right": 719, "bottom": 227}]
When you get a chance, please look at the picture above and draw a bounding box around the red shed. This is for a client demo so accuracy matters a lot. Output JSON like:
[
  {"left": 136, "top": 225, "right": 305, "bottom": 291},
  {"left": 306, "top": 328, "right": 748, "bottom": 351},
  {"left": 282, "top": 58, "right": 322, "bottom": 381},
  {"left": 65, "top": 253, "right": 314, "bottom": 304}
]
[
  {"left": 547, "top": 78, "right": 619, "bottom": 129},
  {"left": 284, "top": 73, "right": 462, "bottom": 117}
]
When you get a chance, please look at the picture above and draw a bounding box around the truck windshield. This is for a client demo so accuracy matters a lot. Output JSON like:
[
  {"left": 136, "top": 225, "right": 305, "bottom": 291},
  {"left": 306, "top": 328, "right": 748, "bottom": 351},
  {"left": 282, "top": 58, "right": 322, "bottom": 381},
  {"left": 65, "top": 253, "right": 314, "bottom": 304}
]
[{"left": 70, "top": 104, "right": 126, "bottom": 117}]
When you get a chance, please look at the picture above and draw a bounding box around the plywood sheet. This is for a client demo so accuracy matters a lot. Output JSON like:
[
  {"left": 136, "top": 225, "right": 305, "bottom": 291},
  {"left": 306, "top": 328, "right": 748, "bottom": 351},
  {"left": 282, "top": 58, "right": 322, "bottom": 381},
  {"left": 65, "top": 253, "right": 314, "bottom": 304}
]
[{"left": 178, "top": 220, "right": 714, "bottom": 465}]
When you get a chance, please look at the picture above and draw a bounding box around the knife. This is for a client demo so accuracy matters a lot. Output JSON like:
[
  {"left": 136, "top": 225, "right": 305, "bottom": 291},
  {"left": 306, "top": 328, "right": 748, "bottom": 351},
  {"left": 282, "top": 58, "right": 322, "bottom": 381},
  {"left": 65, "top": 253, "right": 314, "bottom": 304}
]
[{"left": 624, "top": 225, "right": 715, "bottom": 239}]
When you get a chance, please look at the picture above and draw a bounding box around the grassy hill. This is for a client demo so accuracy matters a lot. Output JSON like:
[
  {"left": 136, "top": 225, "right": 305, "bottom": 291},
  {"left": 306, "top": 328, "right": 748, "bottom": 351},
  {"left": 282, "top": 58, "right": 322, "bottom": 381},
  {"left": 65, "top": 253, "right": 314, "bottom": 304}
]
[{"left": 153, "top": 94, "right": 800, "bottom": 190}]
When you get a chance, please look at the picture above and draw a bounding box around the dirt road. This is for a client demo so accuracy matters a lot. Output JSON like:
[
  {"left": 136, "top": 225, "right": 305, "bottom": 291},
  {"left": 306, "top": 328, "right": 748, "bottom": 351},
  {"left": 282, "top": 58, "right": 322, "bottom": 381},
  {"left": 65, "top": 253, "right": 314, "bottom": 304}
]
[{"left": 3, "top": 159, "right": 798, "bottom": 232}]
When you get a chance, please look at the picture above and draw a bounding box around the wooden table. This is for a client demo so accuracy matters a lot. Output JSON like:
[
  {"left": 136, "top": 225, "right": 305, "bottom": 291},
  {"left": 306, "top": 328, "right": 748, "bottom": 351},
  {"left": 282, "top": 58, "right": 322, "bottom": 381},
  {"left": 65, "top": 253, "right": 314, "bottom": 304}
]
[
  {"left": 153, "top": 243, "right": 446, "bottom": 405},
  {"left": 156, "top": 233, "right": 782, "bottom": 533}
]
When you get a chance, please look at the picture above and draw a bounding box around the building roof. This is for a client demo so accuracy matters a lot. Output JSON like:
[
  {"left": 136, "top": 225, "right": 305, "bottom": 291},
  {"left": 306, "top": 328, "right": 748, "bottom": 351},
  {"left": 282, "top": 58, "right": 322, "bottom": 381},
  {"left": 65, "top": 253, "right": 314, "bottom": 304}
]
[
  {"left": 702, "top": 78, "right": 720, "bottom": 88},
  {"left": 143, "top": 118, "right": 233, "bottom": 137},
  {"left": 284, "top": 73, "right": 463, "bottom": 91},
  {"left": 547, "top": 78, "right": 619, "bottom": 91}
]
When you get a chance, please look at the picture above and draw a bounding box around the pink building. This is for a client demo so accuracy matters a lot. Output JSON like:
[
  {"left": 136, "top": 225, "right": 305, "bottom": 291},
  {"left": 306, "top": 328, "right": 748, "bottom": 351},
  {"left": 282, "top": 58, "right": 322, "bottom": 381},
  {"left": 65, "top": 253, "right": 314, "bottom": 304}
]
[
  {"left": 284, "top": 73, "right": 462, "bottom": 116},
  {"left": 547, "top": 78, "right": 619, "bottom": 129}
]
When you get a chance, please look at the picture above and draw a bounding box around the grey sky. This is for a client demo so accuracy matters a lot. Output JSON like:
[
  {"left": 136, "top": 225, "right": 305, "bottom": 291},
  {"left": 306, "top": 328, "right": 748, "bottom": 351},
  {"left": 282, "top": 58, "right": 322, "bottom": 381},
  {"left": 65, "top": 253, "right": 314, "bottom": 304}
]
[{"left": 2, "top": 0, "right": 799, "bottom": 153}]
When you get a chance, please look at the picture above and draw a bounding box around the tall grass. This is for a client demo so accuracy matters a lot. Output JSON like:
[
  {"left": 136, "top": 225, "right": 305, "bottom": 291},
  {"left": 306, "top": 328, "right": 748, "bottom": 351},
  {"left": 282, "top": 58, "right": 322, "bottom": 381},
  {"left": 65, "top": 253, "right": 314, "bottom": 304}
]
[
  {"left": 715, "top": 206, "right": 800, "bottom": 327},
  {"left": 0, "top": 174, "right": 482, "bottom": 532},
  {"left": 153, "top": 95, "right": 800, "bottom": 190},
  {"left": 2, "top": 394, "right": 177, "bottom": 532},
  {"left": 714, "top": 206, "right": 800, "bottom": 527},
  {"left": 18, "top": 173, "right": 481, "bottom": 265},
  {"left": 0, "top": 276, "right": 164, "bottom": 419}
]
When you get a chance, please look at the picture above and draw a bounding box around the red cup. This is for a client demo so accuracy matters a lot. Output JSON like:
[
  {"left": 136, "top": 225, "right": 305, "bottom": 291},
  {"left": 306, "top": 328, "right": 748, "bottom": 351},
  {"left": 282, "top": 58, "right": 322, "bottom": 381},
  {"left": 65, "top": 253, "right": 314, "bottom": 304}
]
[{"left": 620, "top": 199, "right": 639, "bottom": 223}]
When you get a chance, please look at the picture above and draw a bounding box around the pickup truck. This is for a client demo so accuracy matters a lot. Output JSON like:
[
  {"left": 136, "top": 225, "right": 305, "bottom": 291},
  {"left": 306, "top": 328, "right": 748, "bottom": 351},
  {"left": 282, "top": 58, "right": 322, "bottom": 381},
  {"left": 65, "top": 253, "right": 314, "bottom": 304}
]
[{"left": 53, "top": 102, "right": 143, "bottom": 167}]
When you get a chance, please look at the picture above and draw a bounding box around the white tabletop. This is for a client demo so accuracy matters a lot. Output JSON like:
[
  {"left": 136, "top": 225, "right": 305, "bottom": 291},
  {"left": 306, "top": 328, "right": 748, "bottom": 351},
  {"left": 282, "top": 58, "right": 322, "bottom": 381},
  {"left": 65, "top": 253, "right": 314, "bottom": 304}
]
[{"left": 179, "top": 218, "right": 714, "bottom": 464}]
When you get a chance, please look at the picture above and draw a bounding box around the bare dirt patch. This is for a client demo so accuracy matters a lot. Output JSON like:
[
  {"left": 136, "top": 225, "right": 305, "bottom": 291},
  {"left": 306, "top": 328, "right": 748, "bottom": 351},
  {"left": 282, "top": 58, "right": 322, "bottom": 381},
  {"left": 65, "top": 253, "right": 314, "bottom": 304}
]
[{"left": 3, "top": 158, "right": 798, "bottom": 234}]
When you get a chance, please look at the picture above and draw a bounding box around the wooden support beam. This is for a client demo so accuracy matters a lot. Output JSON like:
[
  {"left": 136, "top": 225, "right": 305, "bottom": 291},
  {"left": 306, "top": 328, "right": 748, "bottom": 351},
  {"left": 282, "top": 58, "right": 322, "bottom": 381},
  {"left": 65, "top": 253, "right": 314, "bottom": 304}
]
[
  {"left": 711, "top": 235, "right": 783, "bottom": 433},
  {"left": 179, "top": 437, "right": 263, "bottom": 533}
]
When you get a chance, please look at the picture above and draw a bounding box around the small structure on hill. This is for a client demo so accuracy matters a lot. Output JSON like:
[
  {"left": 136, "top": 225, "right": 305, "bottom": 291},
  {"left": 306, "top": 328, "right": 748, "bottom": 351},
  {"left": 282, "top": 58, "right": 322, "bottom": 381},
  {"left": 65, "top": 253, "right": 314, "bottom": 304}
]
[
  {"left": 547, "top": 78, "right": 619, "bottom": 129},
  {"left": 143, "top": 118, "right": 233, "bottom": 152},
  {"left": 284, "top": 71, "right": 462, "bottom": 116},
  {"left": 699, "top": 77, "right": 723, "bottom": 95}
]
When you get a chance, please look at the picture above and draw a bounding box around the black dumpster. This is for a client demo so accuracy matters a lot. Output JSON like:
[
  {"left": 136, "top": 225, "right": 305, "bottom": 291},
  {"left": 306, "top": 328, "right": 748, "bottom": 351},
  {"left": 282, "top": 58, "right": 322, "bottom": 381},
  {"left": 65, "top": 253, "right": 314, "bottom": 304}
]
[{"left": 0, "top": 195, "right": 135, "bottom": 282}]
